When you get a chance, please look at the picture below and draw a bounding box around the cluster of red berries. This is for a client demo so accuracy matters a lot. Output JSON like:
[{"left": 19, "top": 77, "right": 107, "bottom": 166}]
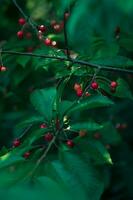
[
  {"left": 17, "top": 17, "right": 58, "bottom": 48},
  {"left": 0, "top": 66, "right": 7, "bottom": 72},
  {"left": 74, "top": 80, "right": 118, "bottom": 97}
]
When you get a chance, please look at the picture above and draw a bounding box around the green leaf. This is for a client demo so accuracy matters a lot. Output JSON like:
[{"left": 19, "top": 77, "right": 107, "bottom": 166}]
[
  {"left": 56, "top": 78, "right": 70, "bottom": 112},
  {"left": 90, "top": 56, "right": 133, "bottom": 68},
  {"left": 60, "top": 151, "right": 104, "bottom": 200},
  {"left": 67, "top": 95, "right": 114, "bottom": 115},
  {"left": 100, "top": 122, "right": 122, "bottom": 145},
  {"left": 69, "top": 121, "right": 103, "bottom": 132},
  {"left": 45, "top": 160, "right": 88, "bottom": 200},
  {"left": 59, "top": 100, "right": 73, "bottom": 117},
  {"left": 77, "top": 138, "right": 113, "bottom": 165},
  {"left": 16, "top": 56, "right": 31, "bottom": 68},
  {"left": 116, "top": 78, "right": 133, "bottom": 100},
  {"left": 0, "top": 153, "right": 24, "bottom": 169},
  {"left": 116, "top": 0, "right": 133, "bottom": 13},
  {"left": 30, "top": 88, "right": 56, "bottom": 121}
]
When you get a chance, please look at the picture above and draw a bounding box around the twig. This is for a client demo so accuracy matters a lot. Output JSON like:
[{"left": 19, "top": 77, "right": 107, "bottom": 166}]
[
  {"left": 1, "top": 50, "right": 133, "bottom": 74},
  {"left": 63, "top": 12, "right": 70, "bottom": 59}
]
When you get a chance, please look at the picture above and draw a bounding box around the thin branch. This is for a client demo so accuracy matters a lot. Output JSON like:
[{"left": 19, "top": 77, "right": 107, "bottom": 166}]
[
  {"left": 1, "top": 50, "right": 133, "bottom": 74},
  {"left": 63, "top": 12, "right": 70, "bottom": 59},
  {"left": 12, "top": 0, "right": 27, "bottom": 19}
]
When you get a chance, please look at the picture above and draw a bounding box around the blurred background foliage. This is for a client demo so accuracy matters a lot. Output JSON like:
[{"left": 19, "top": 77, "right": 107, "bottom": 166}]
[{"left": 0, "top": 0, "right": 133, "bottom": 200}]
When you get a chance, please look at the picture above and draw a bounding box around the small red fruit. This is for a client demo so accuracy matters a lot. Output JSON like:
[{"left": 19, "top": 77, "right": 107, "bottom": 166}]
[
  {"left": 53, "top": 24, "right": 62, "bottom": 32},
  {"left": 94, "top": 133, "right": 101, "bottom": 140},
  {"left": 44, "top": 38, "right": 52, "bottom": 46},
  {"left": 23, "top": 152, "right": 30, "bottom": 159},
  {"left": 38, "top": 25, "right": 46, "bottom": 32},
  {"left": 79, "top": 130, "right": 87, "bottom": 137},
  {"left": 110, "top": 81, "right": 118, "bottom": 88},
  {"left": 65, "top": 12, "right": 70, "bottom": 19},
  {"left": 76, "top": 89, "right": 83, "bottom": 97},
  {"left": 17, "top": 31, "right": 24, "bottom": 39},
  {"left": 51, "top": 41, "right": 57, "bottom": 48},
  {"left": 13, "top": 139, "right": 21, "bottom": 147},
  {"left": 25, "top": 32, "right": 32, "bottom": 39},
  {"left": 0, "top": 66, "right": 7, "bottom": 71},
  {"left": 66, "top": 140, "right": 74, "bottom": 148},
  {"left": 18, "top": 18, "right": 26, "bottom": 25},
  {"left": 91, "top": 82, "right": 99, "bottom": 90},
  {"left": 51, "top": 20, "right": 57, "bottom": 27},
  {"left": 85, "top": 92, "right": 91, "bottom": 97},
  {"left": 74, "top": 83, "right": 81, "bottom": 91},
  {"left": 40, "top": 123, "right": 47, "bottom": 129},
  {"left": 44, "top": 133, "right": 53, "bottom": 142}
]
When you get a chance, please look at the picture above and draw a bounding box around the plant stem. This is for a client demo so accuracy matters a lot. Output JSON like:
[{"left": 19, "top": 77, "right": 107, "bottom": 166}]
[{"left": 1, "top": 50, "right": 133, "bottom": 74}]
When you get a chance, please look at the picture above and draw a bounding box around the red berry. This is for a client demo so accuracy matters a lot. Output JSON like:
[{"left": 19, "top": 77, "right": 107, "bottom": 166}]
[
  {"left": 66, "top": 140, "right": 74, "bottom": 148},
  {"left": 85, "top": 92, "right": 91, "bottom": 97},
  {"left": 25, "top": 32, "right": 32, "bottom": 39},
  {"left": 76, "top": 89, "right": 83, "bottom": 97},
  {"left": 44, "top": 38, "right": 52, "bottom": 46},
  {"left": 0, "top": 66, "right": 7, "bottom": 71},
  {"left": 17, "top": 31, "right": 24, "bottom": 39},
  {"left": 38, "top": 25, "right": 46, "bottom": 32},
  {"left": 79, "top": 130, "right": 87, "bottom": 137},
  {"left": 40, "top": 123, "right": 47, "bottom": 129},
  {"left": 74, "top": 83, "right": 81, "bottom": 91},
  {"left": 110, "top": 81, "right": 118, "bottom": 88},
  {"left": 65, "top": 12, "right": 70, "bottom": 19},
  {"left": 51, "top": 20, "right": 57, "bottom": 27},
  {"left": 44, "top": 133, "right": 53, "bottom": 142},
  {"left": 27, "top": 47, "right": 33, "bottom": 53},
  {"left": 94, "top": 133, "right": 101, "bottom": 140},
  {"left": 51, "top": 41, "right": 57, "bottom": 48},
  {"left": 53, "top": 24, "right": 62, "bottom": 32},
  {"left": 13, "top": 139, "right": 21, "bottom": 147},
  {"left": 23, "top": 152, "right": 30, "bottom": 159},
  {"left": 110, "top": 87, "right": 116, "bottom": 93},
  {"left": 105, "top": 144, "right": 111, "bottom": 150},
  {"left": 18, "top": 18, "right": 26, "bottom": 25},
  {"left": 91, "top": 82, "right": 99, "bottom": 90}
]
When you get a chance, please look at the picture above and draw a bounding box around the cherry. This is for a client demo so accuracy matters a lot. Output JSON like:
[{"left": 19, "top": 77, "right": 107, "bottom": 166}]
[
  {"left": 105, "top": 144, "right": 111, "bottom": 150},
  {"left": 110, "top": 81, "right": 118, "bottom": 88},
  {"left": 74, "top": 83, "right": 81, "bottom": 91},
  {"left": 13, "top": 139, "right": 21, "bottom": 147},
  {"left": 91, "top": 82, "right": 99, "bottom": 90},
  {"left": 53, "top": 24, "right": 62, "bottom": 32},
  {"left": 66, "top": 140, "right": 74, "bottom": 148},
  {"left": 76, "top": 89, "right": 83, "bottom": 97},
  {"left": 0, "top": 66, "right": 7, "bottom": 71},
  {"left": 38, "top": 25, "right": 46, "bottom": 32},
  {"left": 51, "top": 41, "right": 57, "bottom": 48},
  {"left": 18, "top": 18, "right": 26, "bottom": 25},
  {"left": 94, "top": 133, "right": 101, "bottom": 140},
  {"left": 85, "top": 92, "right": 91, "bottom": 97},
  {"left": 51, "top": 20, "right": 57, "bottom": 27},
  {"left": 25, "top": 32, "right": 32, "bottom": 39},
  {"left": 79, "top": 130, "right": 87, "bottom": 137},
  {"left": 44, "top": 38, "right": 52, "bottom": 46},
  {"left": 44, "top": 133, "right": 53, "bottom": 142},
  {"left": 17, "top": 31, "right": 24, "bottom": 39},
  {"left": 40, "top": 123, "right": 47, "bottom": 129},
  {"left": 110, "top": 87, "right": 116, "bottom": 93},
  {"left": 23, "top": 152, "right": 30, "bottom": 159},
  {"left": 27, "top": 47, "right": 33, "bottom": 53},
  {"left": 65, "top": 12, "right": 70, "bottom": 19}
]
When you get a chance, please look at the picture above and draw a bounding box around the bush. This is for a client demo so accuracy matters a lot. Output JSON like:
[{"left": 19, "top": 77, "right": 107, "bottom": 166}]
[{"left": 0, "top": 0, "right": 133, "bottom": 200}]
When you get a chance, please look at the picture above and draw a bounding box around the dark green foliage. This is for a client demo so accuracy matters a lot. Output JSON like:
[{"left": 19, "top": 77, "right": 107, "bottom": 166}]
[{"left": 0, "top": 0, "right": 133, "bottom": 200}]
